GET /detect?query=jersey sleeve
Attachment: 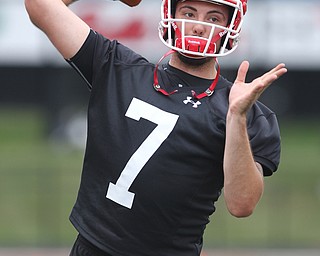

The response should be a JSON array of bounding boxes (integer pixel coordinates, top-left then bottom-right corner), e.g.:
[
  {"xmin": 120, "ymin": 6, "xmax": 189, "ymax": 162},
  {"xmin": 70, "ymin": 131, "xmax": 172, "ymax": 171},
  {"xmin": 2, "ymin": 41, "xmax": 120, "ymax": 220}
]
[
  {"xmin": 66, "ymin": 29, "xmax": 97, "ymax": 89},
  {"xmin": 66, "ymin": 29, "xmax": 148, "ymax": 90},
  {"xmin": 247, "ymin": 101, "xmax": 281, "ymax": 176}
]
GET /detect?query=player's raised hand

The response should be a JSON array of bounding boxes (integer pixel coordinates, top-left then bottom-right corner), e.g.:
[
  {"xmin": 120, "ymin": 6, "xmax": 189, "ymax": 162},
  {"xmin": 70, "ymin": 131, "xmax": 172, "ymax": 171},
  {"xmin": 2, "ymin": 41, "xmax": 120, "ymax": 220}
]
[{"xmin": 228, "ymin": 61, "xmax": 287, "ymax": 116}]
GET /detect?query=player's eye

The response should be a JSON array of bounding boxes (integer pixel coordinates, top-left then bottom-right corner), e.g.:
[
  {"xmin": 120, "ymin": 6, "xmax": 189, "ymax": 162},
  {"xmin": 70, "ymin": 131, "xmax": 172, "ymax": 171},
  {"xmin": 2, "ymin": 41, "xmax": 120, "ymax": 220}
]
[
  {"xmin": 207, "ymin": 12, "xmax": 228, "ymax": 25},
  {"xmin": 208, "ymin": 16, "xmax": 220, "ymax": 24},
  {"xmin": 184, "ymin": 12, "xmax": 195, "ymax": 19}
]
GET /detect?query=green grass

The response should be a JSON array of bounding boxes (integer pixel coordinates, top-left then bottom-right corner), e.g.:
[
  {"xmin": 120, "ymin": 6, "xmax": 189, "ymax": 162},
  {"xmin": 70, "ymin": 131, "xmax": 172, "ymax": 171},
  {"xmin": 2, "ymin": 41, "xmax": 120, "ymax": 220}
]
[
  {"xmin": 0, "ymin": 108, "xmax": 81, "ymax": 247},
  {"xmin": 204, "ymin": 120, "xmax": 320, "ymax": 248},
  {"xmin": 0, "ymin": 108, "xmax": 319, "ymax": 248}
]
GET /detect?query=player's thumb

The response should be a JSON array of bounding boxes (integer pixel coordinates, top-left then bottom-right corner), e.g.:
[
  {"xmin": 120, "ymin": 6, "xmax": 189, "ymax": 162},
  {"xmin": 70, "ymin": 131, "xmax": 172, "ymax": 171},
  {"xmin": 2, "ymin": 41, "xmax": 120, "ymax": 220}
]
[{"xmin": 235, "ymin": 60, "xmax": 250, "ymax": 83}]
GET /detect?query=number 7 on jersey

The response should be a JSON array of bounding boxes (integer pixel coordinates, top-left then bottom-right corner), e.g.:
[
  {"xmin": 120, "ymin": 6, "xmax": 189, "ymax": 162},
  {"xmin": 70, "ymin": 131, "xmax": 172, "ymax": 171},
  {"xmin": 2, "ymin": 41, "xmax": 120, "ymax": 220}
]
[{"xmin": 106, "ymin": 98, "xmax": 179, "ymax": 209}]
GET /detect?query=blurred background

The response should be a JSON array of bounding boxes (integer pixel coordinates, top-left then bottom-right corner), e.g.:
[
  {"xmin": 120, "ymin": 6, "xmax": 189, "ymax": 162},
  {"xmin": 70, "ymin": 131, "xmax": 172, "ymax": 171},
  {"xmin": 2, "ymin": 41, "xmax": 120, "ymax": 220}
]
[{"xmin": 0, "ymin": 0, "xmax": 319, "ymax": 254}]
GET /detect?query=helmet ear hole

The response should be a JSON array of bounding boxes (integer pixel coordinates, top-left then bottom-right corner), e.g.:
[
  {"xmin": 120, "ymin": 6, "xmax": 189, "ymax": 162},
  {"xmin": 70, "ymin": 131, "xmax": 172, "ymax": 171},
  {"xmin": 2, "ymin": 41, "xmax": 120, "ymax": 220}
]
[
  {"xmin": 227, "ymin": 6, "xmax": 234, "ymax": 25},
  {"xmin": 221, "ymin": 35, "xmax": 231, "ymax": 51},
  {"xmin": 163, "ymin": 27, "xmax": 175, "ymax": 42}
]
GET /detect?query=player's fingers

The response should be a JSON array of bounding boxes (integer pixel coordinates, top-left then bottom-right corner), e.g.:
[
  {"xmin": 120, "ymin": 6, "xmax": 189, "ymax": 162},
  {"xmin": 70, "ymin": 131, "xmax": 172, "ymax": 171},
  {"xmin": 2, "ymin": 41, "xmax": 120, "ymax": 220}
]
[
  {"xmin": 262, "ymin": 63, "xmax": 287, "ymax": 80},
  {"xmin": 235, "ymin": 60, "xmax": 250, "ymax": 83},
  {"xmin": 274, "ymin": 64, "xmax": 288, "ymax": 78},
  {"xmin": 264, "ymin": 66, "xmax": 287, "ymax": 85}
]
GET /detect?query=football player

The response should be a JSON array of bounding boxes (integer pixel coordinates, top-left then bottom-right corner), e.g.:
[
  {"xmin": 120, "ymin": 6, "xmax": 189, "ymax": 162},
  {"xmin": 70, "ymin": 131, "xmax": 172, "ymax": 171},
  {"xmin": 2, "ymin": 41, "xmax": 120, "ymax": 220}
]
[{"xmin": 25, "ymin": 0, "xmax": 287, "ymax": 255}]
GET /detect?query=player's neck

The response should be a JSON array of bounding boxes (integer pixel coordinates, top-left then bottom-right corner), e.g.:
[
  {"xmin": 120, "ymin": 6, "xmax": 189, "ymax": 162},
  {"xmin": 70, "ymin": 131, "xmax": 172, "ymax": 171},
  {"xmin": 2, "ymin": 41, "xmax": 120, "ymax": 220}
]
[{"xmin": 169, "ymin": 52, "xmax": 218, "ymax": 79}]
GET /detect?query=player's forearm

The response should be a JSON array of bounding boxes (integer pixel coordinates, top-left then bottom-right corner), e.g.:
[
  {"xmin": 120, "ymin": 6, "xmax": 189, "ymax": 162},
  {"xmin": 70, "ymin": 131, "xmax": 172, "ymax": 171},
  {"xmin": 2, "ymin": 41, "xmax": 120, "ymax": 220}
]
[{"xmin": 223, "ymin": 112, "xmax": 264, "ymax": 218}]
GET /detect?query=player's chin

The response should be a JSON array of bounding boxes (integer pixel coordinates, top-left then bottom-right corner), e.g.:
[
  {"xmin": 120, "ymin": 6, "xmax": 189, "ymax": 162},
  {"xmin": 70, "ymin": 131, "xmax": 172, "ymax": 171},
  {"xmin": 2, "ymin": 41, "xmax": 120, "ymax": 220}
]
[{"xmin": 178, "ymin": 52, "xmax": 211, "ymax": 66}]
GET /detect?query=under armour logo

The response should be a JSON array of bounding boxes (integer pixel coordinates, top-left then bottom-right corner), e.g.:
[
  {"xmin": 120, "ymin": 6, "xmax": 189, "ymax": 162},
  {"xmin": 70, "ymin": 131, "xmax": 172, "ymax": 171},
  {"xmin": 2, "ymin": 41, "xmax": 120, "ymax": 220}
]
[{"xmin": 183, "ymin": 97, "xmax": 201, "ymax": 108}]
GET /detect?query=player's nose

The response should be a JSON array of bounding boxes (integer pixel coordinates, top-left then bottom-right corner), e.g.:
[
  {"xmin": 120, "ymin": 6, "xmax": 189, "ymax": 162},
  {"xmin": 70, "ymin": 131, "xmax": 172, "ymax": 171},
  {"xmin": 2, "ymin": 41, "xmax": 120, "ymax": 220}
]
[{"xmin": 192, "ymin": 23, "xmax": 206, "ymax": 37}]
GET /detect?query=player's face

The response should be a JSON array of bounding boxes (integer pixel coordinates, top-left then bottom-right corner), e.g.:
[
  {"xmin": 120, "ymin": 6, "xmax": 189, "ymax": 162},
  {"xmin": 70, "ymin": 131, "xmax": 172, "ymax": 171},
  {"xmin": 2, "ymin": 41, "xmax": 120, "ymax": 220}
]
[{"xmin": 175, "ymin": 0, "xmax": 230, "ymax": 49}]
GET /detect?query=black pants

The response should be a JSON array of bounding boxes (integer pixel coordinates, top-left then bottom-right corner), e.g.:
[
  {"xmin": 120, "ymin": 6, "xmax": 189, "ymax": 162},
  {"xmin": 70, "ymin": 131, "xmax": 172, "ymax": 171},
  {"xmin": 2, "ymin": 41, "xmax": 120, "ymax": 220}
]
[{"xmin": 69, "ymin": 234, "xmax": 113, "ymax": 256}]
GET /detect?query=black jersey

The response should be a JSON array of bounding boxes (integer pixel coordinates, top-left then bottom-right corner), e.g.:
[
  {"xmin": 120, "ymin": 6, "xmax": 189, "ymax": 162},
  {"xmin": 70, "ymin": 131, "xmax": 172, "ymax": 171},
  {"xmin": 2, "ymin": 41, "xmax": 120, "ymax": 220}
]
[{"xmin": 68, "ymin": 30, "xmax": 281, "ymax": 256}]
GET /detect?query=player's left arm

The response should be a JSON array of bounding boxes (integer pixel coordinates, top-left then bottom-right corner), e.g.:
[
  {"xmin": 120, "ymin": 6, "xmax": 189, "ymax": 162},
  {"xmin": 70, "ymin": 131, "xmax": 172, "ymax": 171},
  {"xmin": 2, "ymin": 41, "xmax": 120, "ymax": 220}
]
[{"xmin": 223, "ymin": 61, "xmax": 287, "ymax": 218}]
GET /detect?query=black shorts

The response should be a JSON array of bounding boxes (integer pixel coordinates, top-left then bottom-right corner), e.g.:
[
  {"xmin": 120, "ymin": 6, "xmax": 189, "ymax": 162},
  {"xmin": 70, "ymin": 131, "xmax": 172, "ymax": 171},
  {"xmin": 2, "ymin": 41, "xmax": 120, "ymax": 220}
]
[{"xmin": 69, "ymin": 234, "xmax": 113, "ymax": 256}]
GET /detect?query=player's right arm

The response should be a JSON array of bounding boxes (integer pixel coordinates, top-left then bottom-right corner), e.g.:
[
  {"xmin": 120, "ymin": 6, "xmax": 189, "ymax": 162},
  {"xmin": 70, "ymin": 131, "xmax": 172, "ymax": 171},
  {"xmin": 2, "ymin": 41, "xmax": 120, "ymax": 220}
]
[{"xmin": 25, "ymin": 0, "xmax": 90, "ymax": 60}]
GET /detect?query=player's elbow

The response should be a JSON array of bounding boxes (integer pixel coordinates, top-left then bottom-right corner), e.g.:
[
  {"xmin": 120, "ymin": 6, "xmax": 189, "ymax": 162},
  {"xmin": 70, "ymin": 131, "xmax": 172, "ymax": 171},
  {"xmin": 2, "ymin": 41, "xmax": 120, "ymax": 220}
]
[
  {"xmin": 224, "ymin": 181, "xmax": 263, "ymax": 218},
  {"xmin": 25, "ymin": 0, "xmax": 37, "ymax": 24},
  {"xmin": 227, "ymin": 204, "xmax": 254, "ymax": 218},
  {"xmin": 225, "ymin": 197, "xmax": 257, "ymax": 218},
  {"xmin": 25, "ymin": 0, "xmax": 34, "ymax": 14},
  {"xmin": 25, "ymin": 0, "xmax": 43, "ymax": 27}
]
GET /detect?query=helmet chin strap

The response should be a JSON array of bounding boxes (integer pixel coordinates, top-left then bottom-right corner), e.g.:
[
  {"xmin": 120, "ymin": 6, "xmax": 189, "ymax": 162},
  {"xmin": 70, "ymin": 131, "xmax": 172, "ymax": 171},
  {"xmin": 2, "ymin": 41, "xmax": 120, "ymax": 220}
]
[
  {"xmin": 153, "ymin": 49, "xmax": 178, "ymax": 96},
  {"xmin": 153, "ymin": 50, "xmax": 221, "ymax": 100},
  {"xmin": 173, "ymin": 21, "xmax": 228, "ymax": 58},
  {"xmin": 153, "ymin": 21, "xmax": 225, "ymax": 100}
]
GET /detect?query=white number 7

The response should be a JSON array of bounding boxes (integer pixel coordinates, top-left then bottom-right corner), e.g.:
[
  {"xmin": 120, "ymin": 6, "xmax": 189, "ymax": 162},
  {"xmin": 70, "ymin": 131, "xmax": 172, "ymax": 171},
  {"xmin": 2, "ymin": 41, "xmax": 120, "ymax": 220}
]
[{"xmin": 106, "ymin": 98, "xmax": 179, "ymax": 209}]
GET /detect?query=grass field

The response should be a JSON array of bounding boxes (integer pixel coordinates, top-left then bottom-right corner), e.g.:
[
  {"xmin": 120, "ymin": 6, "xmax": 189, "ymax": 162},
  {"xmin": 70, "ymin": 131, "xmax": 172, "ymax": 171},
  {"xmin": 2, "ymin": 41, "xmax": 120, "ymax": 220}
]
[{"xmin": 0, "ymin": 107, "xmax": 319, "ymax": 249}]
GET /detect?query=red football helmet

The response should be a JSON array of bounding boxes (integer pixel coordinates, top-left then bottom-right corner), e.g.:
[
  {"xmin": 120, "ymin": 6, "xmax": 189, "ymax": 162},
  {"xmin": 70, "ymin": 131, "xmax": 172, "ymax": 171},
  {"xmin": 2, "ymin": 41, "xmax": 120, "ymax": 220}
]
[{"xmin": 158, "ymin": 0, "xmax": 248, "ymax": 58}]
